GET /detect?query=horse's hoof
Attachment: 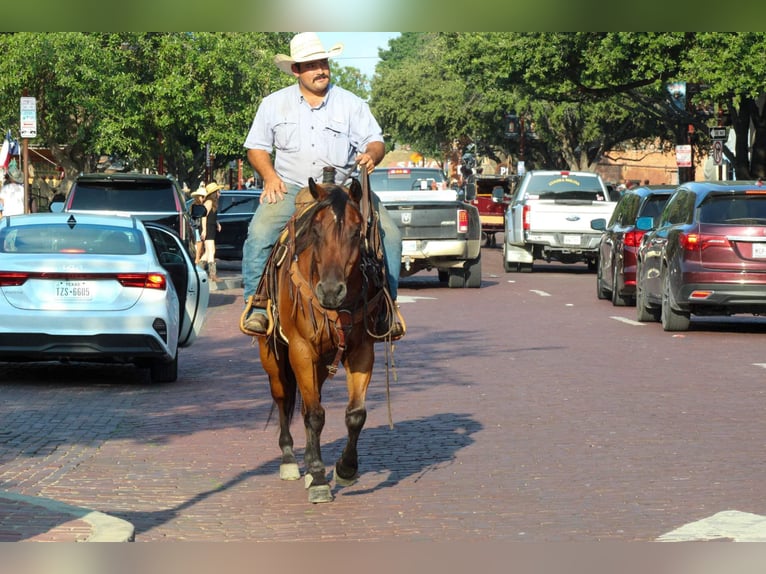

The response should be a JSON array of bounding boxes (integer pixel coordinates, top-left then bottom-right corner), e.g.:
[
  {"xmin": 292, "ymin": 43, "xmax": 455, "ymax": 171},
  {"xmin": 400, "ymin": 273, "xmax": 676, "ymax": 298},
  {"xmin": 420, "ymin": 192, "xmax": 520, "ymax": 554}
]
[
  {"xmin": 280, "ymin": 463, "xmax": 300, "ymax": 481},
  {"xmin": 333, "ymin": 468, "xmax": 358, "ymax": 487},
  {"xmin": 308, "ymin": 484, "xmax": 333, "ymax": 503}
]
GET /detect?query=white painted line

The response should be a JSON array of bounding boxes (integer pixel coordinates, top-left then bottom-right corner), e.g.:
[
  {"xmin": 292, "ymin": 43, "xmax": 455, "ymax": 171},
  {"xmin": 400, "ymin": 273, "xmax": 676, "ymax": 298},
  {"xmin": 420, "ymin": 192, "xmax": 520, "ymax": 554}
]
[
  {"xmin": 753, "ymin": 363, "xmax": 766, "ymax": 369},
  {"xmin": 529, "ymin": 290, "xmax": 551, "ymax": 297},
  {"xmin": 610, "ymin": 316, "xmax": 645, "ymax": 326},
  {"xmin": 657, "ymin": 510, "xmax": 766, "ymax": 542},
  {"xmin": 397, "ymin": 295, "xmax": 437, "ymax": 304}
]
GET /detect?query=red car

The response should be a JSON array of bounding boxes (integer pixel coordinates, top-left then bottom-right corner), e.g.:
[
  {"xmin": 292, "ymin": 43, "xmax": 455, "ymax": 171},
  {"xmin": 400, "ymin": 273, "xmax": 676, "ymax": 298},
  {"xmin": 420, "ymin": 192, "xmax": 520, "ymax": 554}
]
[
  {"xmin": 591, "ymin": 185, "xmax": 674, "ymax": 306},
  {"xmin": 465, "ymin": 174, "xmax": 515, "ymax": 247},
  {"xmin": 635, "ymin": 180, "xmax": 766, "ymax": 331}
]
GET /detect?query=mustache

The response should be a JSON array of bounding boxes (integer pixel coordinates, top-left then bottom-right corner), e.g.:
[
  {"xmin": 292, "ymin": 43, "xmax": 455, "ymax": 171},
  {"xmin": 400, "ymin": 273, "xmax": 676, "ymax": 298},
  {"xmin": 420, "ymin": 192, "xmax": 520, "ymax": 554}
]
[{"xmin": 313, "ymin": 73, "xmax": 329, "ymax": 81}]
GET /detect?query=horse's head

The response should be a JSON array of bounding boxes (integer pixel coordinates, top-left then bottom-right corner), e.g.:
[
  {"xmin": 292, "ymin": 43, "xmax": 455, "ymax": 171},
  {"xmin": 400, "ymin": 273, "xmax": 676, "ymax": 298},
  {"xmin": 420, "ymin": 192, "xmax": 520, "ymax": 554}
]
[{"xmin": 298, "ymin": 177, "xmax": 364, "ymax": 309}]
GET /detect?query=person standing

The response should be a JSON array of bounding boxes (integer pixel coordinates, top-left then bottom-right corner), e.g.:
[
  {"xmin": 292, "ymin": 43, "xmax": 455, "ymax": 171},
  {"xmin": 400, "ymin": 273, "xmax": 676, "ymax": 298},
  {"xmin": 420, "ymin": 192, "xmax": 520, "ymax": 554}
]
[
  {"xmin": 190, "ymin": 185, "xmax": 207, "ymax": 265},
  {"xmin": 240, "ymin": 32, "xmax": 403, "ymax": 338},
  {"xmin": 0, "ymin": 165, "xmax": 25, "ymax": 216},
  {"xmin": 200, "ymin": 182, "xmax": 222, "ymax": 282}
]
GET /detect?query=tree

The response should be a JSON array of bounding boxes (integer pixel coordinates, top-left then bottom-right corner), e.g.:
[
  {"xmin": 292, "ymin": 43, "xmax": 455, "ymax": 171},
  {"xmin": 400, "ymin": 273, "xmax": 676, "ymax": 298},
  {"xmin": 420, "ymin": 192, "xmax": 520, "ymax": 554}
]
[{"xmin": 0, "ymin": 32, "xmax": 293, "ymax": 188}]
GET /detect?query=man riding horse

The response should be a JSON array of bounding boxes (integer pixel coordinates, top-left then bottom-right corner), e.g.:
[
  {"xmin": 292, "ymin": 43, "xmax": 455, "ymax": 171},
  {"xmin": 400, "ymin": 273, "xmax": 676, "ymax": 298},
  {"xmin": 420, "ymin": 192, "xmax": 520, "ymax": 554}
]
[{"xmin": 240, "ymin": 32, "xmax": 404, "ymax": 340}]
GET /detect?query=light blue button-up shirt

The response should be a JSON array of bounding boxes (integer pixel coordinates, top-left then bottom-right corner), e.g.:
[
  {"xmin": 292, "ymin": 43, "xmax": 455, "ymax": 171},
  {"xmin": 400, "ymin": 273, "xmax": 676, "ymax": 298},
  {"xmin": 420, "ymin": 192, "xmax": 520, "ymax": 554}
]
[{"xmin": 243, "ymin": 83, "xmax": 384, "ymax": 188}]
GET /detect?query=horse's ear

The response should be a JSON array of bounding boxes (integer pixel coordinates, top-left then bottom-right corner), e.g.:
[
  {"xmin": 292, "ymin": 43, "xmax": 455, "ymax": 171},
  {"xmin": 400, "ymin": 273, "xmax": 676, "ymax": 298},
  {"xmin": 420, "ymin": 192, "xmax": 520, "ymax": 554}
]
[
  {"xmin": 308, "ymin": 178, "xmax": 321, "ymax": 201},
  {"xmin": 348, "ymin": 179, "xmax": 363, "ymax": 203}
]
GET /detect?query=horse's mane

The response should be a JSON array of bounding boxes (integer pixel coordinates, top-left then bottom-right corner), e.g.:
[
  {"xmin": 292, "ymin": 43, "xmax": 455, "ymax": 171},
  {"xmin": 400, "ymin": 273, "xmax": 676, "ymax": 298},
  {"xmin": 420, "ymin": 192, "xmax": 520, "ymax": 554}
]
[{"xmin": 293, "ymin": 185, "xmax": 357, "ymax": 256}]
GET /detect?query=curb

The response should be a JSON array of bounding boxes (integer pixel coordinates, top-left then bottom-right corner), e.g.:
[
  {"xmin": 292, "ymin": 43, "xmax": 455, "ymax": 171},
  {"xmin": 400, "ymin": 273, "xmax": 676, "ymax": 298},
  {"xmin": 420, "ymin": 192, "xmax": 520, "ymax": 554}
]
[
  {"xmin": 0, "ymin": 490, "xmax": 135, "ymax": 542},
  {"xmin": 209, "ymin": 275, "xmax": 243, "ymax": 291}
]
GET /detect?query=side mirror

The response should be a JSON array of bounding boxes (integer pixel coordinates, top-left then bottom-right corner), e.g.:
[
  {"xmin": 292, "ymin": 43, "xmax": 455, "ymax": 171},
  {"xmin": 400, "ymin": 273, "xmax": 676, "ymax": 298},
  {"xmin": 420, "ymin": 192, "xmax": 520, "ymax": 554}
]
[
  {"xmin": 635, "ymin": 216, "xmax": 654, "ymax": 231},
  {"xmin": 590, "ymin": 218, "xmax": 606, "ymax": 231}
]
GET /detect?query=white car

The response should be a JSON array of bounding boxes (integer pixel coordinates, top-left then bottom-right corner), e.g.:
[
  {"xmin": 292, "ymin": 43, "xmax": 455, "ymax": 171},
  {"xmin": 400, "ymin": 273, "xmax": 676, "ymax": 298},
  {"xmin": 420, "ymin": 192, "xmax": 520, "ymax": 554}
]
[{"xmin": 0, "ymin": 212, "xmax": 209, "ymax": 382}]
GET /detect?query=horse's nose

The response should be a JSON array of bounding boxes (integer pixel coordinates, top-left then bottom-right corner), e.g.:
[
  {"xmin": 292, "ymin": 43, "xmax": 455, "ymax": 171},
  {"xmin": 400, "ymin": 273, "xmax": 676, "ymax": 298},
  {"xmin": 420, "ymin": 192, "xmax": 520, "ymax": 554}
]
[{"xmin": 316, "ymin": 280, "xmax": 347, "ymax": 309}]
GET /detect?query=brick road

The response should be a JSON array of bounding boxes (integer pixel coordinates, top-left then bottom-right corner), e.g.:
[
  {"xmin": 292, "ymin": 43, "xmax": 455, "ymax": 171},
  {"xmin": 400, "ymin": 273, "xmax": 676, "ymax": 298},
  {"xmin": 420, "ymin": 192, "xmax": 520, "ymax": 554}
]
[{"xmin": 2, "ymin": 251, "xmax": 766, "ymax": 541}]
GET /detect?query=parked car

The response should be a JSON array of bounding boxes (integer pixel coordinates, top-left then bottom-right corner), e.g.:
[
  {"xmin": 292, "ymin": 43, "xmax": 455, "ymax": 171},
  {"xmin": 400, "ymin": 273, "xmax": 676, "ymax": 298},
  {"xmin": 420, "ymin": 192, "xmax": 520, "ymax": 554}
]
[
  {"xmin": 0, "ymin": 212, "xmax": 209, "ymax": 382},
  {"xmin": 635, "ymin": 180, "xmax": 766, "ymax": 331},
  {"xmin": 56, "ymin": 173, "xmax": 196, "ymax": 257},
  {"xmin": 186, "ymin": 188, "xmax": 261, "ymax": 261},
  {"xmin": 591, "ymin": 185, "xmax": 674, "ymax": 306}
]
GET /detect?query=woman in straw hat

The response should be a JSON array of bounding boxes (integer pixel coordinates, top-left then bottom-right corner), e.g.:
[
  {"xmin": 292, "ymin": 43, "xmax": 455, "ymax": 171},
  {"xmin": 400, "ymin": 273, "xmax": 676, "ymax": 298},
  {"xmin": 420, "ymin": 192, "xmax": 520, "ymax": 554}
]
[
  {"xmin": 190, "ymin": 184, "xmax": 208, "ymax": 265},
  {"xmin": 240, "ymin": 32, "xmax": 403, "ymax": 338},
  {"xmin": 200, "ymin": 182, "xmax": 222, "ymax": 282}
]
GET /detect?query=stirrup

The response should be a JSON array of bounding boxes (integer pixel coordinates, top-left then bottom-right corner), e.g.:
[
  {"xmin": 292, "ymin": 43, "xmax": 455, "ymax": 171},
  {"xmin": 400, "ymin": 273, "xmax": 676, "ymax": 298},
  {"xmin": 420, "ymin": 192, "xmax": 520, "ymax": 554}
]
[{"xmin": 239, "ymin": 296, "xmax": 273, "ymax": 337}]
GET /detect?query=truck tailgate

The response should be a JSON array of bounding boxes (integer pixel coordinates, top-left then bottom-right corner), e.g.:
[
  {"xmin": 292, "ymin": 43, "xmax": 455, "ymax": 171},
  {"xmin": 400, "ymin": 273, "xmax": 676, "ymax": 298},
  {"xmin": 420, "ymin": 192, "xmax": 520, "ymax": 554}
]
[
  {"xmin": 385, "ymin": 203, "xmax": 463, "ymax": 240},
  {"xmin": 527, "ymin": 200, "xmax": 616, "ymax": 233}
]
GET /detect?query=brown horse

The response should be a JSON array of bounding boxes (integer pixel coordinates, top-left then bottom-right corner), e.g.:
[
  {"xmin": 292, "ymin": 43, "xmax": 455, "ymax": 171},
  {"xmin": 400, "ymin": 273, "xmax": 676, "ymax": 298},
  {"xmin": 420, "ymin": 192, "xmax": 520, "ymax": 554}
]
[{"xmin": 257, "ymin": 175, "xmax": 393, "ymax": 503}]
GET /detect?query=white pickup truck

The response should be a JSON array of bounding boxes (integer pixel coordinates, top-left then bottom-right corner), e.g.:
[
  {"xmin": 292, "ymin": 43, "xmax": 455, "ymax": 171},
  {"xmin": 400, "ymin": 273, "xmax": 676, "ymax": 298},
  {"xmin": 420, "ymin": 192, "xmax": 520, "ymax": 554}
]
[{"xmin": 503, "ymin": 170, "xmax": 617, "ymax": 272}]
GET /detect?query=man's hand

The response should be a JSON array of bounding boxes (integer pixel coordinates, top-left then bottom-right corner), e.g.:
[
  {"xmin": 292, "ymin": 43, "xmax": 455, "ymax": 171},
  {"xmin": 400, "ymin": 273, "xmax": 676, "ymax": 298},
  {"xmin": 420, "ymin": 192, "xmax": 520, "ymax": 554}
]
[{"xmin": 260, "ymin": 177, "xmax": 287, "ymax": 204}]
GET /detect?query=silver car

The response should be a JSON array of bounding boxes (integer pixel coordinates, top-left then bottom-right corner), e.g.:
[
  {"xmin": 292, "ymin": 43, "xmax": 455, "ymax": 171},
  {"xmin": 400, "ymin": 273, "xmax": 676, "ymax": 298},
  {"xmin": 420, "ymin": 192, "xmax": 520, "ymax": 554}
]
[{"xmin": 0, "ymin": 212, "xmax": 209, "ymax": 382}]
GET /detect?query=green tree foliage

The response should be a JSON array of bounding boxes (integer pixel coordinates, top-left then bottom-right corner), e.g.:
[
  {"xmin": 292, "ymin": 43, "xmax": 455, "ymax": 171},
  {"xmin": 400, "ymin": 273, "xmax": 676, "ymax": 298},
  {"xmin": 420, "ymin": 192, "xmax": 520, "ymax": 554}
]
[
  {"xmin": 372, "ymin": 32, "xmax": 766, "ymax": 177},
  {"xmin": 0, "ymin": 32, "xmax": 292, "ymax": 187}
]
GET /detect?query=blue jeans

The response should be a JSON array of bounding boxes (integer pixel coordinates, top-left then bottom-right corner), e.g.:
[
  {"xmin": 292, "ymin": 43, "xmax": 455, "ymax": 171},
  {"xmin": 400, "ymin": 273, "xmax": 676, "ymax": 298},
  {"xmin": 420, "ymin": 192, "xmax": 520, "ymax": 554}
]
[{"xmin": 242, "ymin": 183, "xmax": 401, "ymax": 303}]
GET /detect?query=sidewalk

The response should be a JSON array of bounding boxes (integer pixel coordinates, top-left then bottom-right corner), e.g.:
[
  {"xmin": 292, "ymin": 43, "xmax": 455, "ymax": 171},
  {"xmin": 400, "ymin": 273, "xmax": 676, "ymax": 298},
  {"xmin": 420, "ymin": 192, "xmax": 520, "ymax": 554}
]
[
  {"xmin": 0, "ymin": 490, "xmax": 134, "ymax": 542},
  {"xmin": 0, "ymin": 272, "xmax": 242, "ymax": 543}
]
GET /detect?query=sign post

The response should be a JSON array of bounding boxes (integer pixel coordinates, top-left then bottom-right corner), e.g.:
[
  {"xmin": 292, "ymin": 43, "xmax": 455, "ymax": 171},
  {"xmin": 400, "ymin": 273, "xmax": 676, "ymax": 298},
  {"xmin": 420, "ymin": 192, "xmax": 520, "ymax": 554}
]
[{"xmin": 19, "ymin": 96, "xmax": 37, "ymax": 214}]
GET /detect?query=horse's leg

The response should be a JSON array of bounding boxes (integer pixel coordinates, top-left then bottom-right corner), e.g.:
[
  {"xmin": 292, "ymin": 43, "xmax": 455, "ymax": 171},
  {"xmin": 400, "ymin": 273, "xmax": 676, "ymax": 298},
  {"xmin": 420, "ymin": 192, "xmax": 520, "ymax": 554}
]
[
  {"xmin": 290, "ymin": 343, "xmax": 333, "ymax": 503},
  {"xmin": 335, "ymin": 340, "xmax": 375, "ymax": 486},
  {"xmin": 259, "ymin": 339, "xmax": 300, "ymax": 480}
]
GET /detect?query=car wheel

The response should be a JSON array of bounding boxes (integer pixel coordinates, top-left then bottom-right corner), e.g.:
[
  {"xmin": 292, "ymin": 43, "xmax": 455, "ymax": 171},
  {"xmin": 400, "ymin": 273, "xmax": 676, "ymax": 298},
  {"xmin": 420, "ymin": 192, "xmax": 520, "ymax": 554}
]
[
  {"xmin": 464, "ymin": 257, "xmax": 482, "ymax": 288},
  {"xmin": 503, "ymin": 244, "xmax": 515, "ymax": 273},
  {"xmin": 636, "ymin": 268, "xmax": 660, "ymax": 322},
  {"xmin": 611, "ymin": 267, "xmax": 629, "ymax": 307},
  {"xmin": 519, "ymin": 262, "xmax": 533, "ymax": 273},
  {"xmin": 150, "ymin": 352, "xmax": 179, "ymax": 383},
  {"xmin": 596, "ymin": 261, "xmax": 609, "ymax": 300},
  {"xmin": 661, "ymin": 270, "xmax": 690, "ymax": 331},
  {"xmin": 438, "ymin": 270, "xmax": 448, "ymax": 283}
]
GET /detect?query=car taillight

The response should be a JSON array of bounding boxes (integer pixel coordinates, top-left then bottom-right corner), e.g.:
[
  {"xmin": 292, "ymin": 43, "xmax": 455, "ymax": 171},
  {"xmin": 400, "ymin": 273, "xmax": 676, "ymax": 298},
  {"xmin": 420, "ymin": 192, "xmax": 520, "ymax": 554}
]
[
  {"xmin": 679, "ymin": 232, "xmax": 730, "ymax": 251},
  {"xmin": 117, "ymin": 273, "xmax": 167, "ymax": 290},
  {"xmin": 624, "ymin": 229, "xmax": 645, "ymax": 247},
  {"xmin": 523, "ymin": 204, "xmax": 531, "ymax": 231},
  {"xmin": 0, "ymin": 272, "xmax": 29, "ymax": 286},
  {"xmin": 457, "ymin": 209, "xmax": 469, "ymax": 234}
]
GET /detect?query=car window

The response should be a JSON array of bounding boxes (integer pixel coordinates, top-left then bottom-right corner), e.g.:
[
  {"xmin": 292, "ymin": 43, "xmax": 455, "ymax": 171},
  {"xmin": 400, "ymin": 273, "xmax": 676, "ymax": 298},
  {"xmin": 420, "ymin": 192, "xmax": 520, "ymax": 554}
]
[
  {"xmin": 69, "ymin": 182, "xmax": 179, "ymax": 212},
  {"xmin": 662, "ymin": 189, "xmax": 695, "ymax": 225},
  {"xmin": 219, "ymin": 194, "xmax": 259, "ymax": 215},
  {"xmin": 0, "ymin": 223, "xmax": 146, "ymax": 254},
  {"xmin": 638, "ymin": 194, "xmax": 670, "ymax": 220},
  {"xmin": 369, "ymin": 169, "xmax": 446, "ymax": 191},
  {"xmin": 524, "ymin": 174, "xmax": 606, "ymax": 201},
  {"xmin": 699, "ymin": 194, "xmax": 766, "ymax": 223},
  {"xmin": 610, "ymin": 193, "xmax": 639, "ymax": 226}
]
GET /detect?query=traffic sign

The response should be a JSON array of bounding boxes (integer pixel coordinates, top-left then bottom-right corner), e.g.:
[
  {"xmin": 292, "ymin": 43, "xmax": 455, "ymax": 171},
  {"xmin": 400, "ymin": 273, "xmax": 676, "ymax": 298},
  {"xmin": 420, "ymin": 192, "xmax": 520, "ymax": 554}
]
[
  {"xmin": 709, "ymin": 127, "xmax": 727, "ymax": 140},
  {"xmin": 713, "ymin": 140, "xmax": 723, "ymax": 165},
  {"xmin": 19, "ymin": 97, "xmax": 37, "ymax": 138}
]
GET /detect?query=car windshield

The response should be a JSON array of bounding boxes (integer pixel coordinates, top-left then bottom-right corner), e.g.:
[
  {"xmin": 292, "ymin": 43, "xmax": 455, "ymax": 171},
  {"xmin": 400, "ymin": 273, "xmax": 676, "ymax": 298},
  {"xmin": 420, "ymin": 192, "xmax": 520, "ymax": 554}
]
[
  {"xmin": 218, "ymin": 194, "xmax": 260, "ymax": 215},
  {"xmin": 69, "ymin": 182, "xmax": 179, "ymax": 212},
  {"xmin": 526, "ymin": 174, "xmax": 605, "ymax": 200},
  {"xmin": 0, "ymin": 224, "xmax": 146, "ymax": 255},
  {"xmin": 369, "ymin": 169, "xmax": 447, "ymax": 191},
  {"xmin": 698, "ymin": 193, "xmax": 766, "ymax": 224}
]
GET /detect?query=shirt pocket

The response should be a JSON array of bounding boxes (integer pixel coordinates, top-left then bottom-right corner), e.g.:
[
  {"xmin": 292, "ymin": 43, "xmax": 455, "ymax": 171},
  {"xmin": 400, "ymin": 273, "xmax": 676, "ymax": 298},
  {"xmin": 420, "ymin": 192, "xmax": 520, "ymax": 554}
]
[
  {"xmin": 273, "ymin": 121, "xmax": 298, "ymax": 152},
  {"xmin": 324, "ymin": 118, "xmax": 352, "ymax": 165}
]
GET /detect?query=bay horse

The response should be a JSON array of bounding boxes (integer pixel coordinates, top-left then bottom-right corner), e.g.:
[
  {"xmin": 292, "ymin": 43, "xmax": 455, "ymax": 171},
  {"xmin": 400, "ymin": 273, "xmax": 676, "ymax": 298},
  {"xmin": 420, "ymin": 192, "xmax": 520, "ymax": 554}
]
[{"xmin": 256, "ymin": 174, "xmax": 395, "ymax": 503}]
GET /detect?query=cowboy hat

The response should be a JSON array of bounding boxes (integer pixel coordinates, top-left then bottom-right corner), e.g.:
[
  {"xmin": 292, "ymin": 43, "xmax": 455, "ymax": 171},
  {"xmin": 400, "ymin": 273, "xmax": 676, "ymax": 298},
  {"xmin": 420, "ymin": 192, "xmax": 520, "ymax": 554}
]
[
  {"xmin": 204, "ymin": 182, "xmax": 222, "ymax": 196},
  {"xmin": 191, "ymin": 188, "xmax": 206, "ymax": 198},
  {"xmin": 274, "ymin": 32, "xmax": 343, "ymax": 75}
]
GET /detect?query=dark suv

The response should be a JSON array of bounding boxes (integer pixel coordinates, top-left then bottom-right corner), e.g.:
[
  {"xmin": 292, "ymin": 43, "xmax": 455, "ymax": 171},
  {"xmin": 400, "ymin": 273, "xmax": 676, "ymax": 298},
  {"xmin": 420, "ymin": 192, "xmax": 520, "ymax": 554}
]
[{"xmin": 61, "ymin": 173, "xmax": 194, "ymax": 255}]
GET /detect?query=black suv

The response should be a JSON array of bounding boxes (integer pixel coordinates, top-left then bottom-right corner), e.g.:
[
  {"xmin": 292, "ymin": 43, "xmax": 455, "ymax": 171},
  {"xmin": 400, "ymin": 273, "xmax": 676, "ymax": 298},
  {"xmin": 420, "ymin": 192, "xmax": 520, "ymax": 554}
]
[{"xmin": 61, "ymin": 173, "xmax": 194, "ymax": 254}]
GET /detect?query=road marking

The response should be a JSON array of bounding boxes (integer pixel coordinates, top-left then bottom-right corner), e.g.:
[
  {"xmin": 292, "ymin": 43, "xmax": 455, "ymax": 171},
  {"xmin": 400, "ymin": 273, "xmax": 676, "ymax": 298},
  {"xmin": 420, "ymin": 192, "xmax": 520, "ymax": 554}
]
[
  {"xmin": 753, "ymin": 363, "xmax": 766, "ymax": 369},
  {"xmin": 397, "ymin": 295, "xmax": 437, "ymax": 304},
  {"xmin": 529, "ymin": 290, "xmax": 551, "ymax": 297},
  {"xmin": 610, "ymin": 316, "xmax": 644, "ymax": 326},
  {"xmin": 657, "ymin": 510, "xmax": 766, "ymax": 542}
]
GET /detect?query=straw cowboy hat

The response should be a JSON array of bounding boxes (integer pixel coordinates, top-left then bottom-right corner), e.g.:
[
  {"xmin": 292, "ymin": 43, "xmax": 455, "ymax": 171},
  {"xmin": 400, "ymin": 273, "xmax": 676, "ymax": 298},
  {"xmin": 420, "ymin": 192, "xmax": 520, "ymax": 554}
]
[
  {"xmin": 274, "ymin": 32, "xmax": 343, "ymax": 75},
  {"xmin": 204, "ymin": 182, "xmax": 222, "ymax": 196},
  {"xmin": 191, "ymin": 187, "xmax": 206, "ymax": 198}
]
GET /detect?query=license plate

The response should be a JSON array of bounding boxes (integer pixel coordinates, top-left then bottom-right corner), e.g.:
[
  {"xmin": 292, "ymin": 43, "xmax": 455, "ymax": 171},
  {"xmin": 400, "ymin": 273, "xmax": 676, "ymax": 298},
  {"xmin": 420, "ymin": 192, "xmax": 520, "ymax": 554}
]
[
  {"xmin": 753, "ymin": 243, "xmax": 766, "ymax": 258},
  {"xmin": 54, "ymin": 280, "xmax": 92, "ymax": 300},
  {"xmin": 563, "ymin": 235, "xmax": 581, "ymax": 246},
  {"xmin": 402, "ymin": 240, "xmax": 418, "ymax": 255}
]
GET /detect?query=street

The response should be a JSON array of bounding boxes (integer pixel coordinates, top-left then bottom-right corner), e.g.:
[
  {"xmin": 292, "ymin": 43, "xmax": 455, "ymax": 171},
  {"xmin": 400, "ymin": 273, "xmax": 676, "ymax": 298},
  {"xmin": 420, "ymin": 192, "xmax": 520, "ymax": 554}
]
[{"xmin": 2, "ymin": 247, "xmax": 766, "ymax": 541}]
